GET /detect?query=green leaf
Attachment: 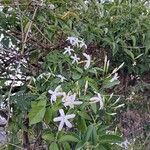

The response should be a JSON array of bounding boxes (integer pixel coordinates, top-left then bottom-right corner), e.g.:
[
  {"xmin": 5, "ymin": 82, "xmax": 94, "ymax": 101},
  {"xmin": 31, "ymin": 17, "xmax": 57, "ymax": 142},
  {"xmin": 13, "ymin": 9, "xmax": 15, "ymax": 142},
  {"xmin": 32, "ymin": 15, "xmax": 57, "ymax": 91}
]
[
  {"xmin": 77, "ymin": 111, "xmax": 91, "ymax": 120},
  {"xmin": 28, "ymin": 98, "xmax": 47, "ymax": 125},
  {"xmin": 77, "ymin": 117, "xmax": 87, "ymax": 131},
  {"xmin": 102, "ymin": 80, "xmax": 120, "ymax": 89},
  {"xmin": 97, "ymin": 144, "xmax": 112, "ymax": 150},
  {"xmin": 124, "ymin": 49, "xmax": 134, "ymax": 60},
  {"xmin": 62, "ymin": 142, "xmax": 71, "ymax": 150},
  {"xmin": 88, "ymin": 78, "xmax": 98, "ymax": 91},
  {"xmin": 90, "ymin": 103, "xmax": 97, "ymax": 114},
  {"xmin": 92, "ymin": 125, "xmax": 97, "ymax": 145},
  {"xmin": 131, "ymin": 35, "xmax": 136, "ymax": 47},
  {"xmin": 42, "ymin": 133, "xmax": 55, "ymax": 142},
  {"xmin": 72, "ymin": 71, "xmax": 81, "ymax": 80},
  {"xmin": 49, "ymin": 142, "xmax": 59, "ymax": 150},
  {"xmin": 85, "ymin": 124, "xmax": 94, "ymax": 141},
  {"xmin": 75, "ymin": 141, "xmax": 85, "ymax": 150},
  {"xmin": 99, "ymin": 134, "xmax": 123, "ymax": 144},
  {"xmin": 44, "ymin": 106, "xmax": 53, "ymax": 124},
  {"xmin": 59, "ymin": 134, "xmax": 79, "ymax": 143}
]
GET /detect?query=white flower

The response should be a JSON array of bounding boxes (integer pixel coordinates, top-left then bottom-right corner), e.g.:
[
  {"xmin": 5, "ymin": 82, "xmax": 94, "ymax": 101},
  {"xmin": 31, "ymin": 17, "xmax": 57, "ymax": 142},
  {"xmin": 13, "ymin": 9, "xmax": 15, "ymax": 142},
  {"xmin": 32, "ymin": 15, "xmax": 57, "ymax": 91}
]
[
  {"xmin": 71, "ymin": 54, "xmax": 80, "ymax": 64},
  {"xmin": 66, "ymin": 36, "xmax": 87, "ymax": 49},
  {"xmin": 110, "ymin": 73, "xmax": 119, "ymax": 82},
  {"xmin": 37, "ymin": 72, "xmax": 54, "ymax": 80},
  {"xmin": 117, "ymin": 139, "xmax": 131, "ymax": 149},
  {"xmin": 67, "ymin": 37, "xmax": 80, "ymax": 47},
  {"xmin": 53, "ymin": 109, "xmax": 75, "ymax": 131},
  {"xmin": 56, "ymin": 74, "xmax": 67, "ymax": 82},
  {"xmin": 62, "ymin": 92, "xmax": 83, "ymax": 108},
  {"xmin": 90, "ymin": 93, "xmax": 104, "ymax": 109},
  {"xmin": 48, "ymin": 4, "xmax": 55, "ymax": 10},
  {"xmin": 79, "ymin": 41, "xmax": 87, "ymax": 49},
  {"xmin": 101, "ymin": 0, "xmax": 114, "ymax": 3},
  {"xmin": 83, "ymin": 53, "xmax": 91, "ymax": 69},
  {"xmin": 84, "ymin": 0, "xmax": 89, "ymax": 5},
  {"xmin": 63, "ymin": 46, "xmax": 74, "ymax": 55},
  {"xmin": 0, "ymin": 116, "xmax": 7, "ymax": 125},
  {"xmin": 48, "ymin": 85, "xmax": 64, "ymax": 104},
  {"xmin": 132, "ymin": 61, "xmax": 136, "ymax": 66}
]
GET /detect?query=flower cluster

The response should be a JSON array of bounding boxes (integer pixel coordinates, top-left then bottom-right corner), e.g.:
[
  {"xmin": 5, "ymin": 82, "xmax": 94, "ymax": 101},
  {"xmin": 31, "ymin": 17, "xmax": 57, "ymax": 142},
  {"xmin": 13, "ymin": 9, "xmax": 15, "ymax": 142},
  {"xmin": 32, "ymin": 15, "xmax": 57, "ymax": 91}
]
[
  {"xmin": 47, "ymin": 36, "xmax": 123, "ymax": 132},
  {"xmin": 64, "ymin": 36, "xmax": 91, "ymax": 69},
  {"xmin": 48, "ymin": 85, "xmax": 105, "ymax": 131},
  {"xmin": 37, "ymin": 72, "xmax": 67, "ymax": 83},
  {"xmin": 48, "ymin": 85, "xmax": 83, "ymax": 131}
]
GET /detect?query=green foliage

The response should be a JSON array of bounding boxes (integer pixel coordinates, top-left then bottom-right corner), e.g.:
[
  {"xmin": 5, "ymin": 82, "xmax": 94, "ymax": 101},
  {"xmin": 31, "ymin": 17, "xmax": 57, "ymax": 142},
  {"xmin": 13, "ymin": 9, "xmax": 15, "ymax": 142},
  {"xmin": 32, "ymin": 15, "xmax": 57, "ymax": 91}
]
[
  {"xmin": 28, "ymin": 93, "xmax": 47, "ymax": 125},
  {"xmin": 0, "ymin": 0, "xmax": 149, "ymax": 149}
]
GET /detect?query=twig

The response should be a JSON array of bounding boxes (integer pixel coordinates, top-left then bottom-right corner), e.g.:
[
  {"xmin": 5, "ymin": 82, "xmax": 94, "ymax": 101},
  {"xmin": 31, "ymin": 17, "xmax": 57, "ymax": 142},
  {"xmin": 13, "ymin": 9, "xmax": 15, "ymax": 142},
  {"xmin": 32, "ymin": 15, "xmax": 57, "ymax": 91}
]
[{"xmin": 7, "ymin": 142, "xmax": 23, "ymax": 149}]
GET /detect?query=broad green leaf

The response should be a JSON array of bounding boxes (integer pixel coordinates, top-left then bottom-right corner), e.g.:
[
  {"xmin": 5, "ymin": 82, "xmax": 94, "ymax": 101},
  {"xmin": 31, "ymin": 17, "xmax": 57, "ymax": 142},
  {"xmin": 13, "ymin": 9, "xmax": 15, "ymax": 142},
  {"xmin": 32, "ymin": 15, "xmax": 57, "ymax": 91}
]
[
  {"xmin": 59, "ymin": 134, "xmax": 79, "ymax": 142},
  {"xmin": 72, "ymin": 71, "xmax": 81, "ymax": 80},
  {"xmin": 44, "ymin": 106, "xmax": 53, "ymax": 124},
  {"xmin": 49, "ymin": 142, "xmax": 59, "ymax": 150},
  {"xmin": 77, "ymin": 117, "xmax": 87, "ymax": 131},
  {"xmin": 77, "ymin": 111, "xmax": 91, "ymax": 120},
  {"xmin": 28, "ymin": 98, "xmax": 46, "ymax": 125},
  {"xmin": 42, "ymin": 133, "xmax": 55, "ymax": 142},
  {"xmin": 62, "ymin": 142, "xmax": 71, "ymax": 150}
]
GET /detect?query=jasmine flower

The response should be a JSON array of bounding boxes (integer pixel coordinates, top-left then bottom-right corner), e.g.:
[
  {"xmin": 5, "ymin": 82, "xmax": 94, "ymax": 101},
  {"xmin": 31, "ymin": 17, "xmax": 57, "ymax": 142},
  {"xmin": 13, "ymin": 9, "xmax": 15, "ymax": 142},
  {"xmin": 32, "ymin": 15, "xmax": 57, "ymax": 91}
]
[
  {"xmin": 83, "ymin": 53, "xmax": 91, "ymax": 69},
  {"xmin": 37, "ymin": 72, "xmax": 55, "ymax": 80},
  {"xmin": 90, "ymin": 93, "xmax": 104, "ymax": 109},
  {"xmin": 110, "ymin": 73, "xmax": 119, "ymax": 82},
  {"xmin": 67, "ymin": 37, "xmax": 80, "ymax": 47},
  {"xmin": 56, "ymin": 74, "xmax": 67, "ymax": 82},
  {"xmin": 71, "ymin": 54, "xmax": 80, "ymax": 64},
  {"xmin": 53, "ymin": 109, "xmax": 75, "ymax": 131},
  {"xmin": 48, "ymin": 85, "xmax": 64, "ymax": 104},
  {"xmin": 48, "ymin": 4, "xmax": 55, "ymax": 10},
  {"xmin": 62, "ymin": 92, "xmax": 83, "ymax": 108},
  {"xmin": 79, "ymin": 41, "xmax": 87, "ymax": 49},
  {"xmin": 84, "ymin": 0, "xmax": 89, "ymax": 5},
  {"xmin": 117, "ymin": 139, "xmax": 131, "ymax": 149},
  {"xmin": 63, "ymin": 46, "xmax": 74, "ymax": 55}
]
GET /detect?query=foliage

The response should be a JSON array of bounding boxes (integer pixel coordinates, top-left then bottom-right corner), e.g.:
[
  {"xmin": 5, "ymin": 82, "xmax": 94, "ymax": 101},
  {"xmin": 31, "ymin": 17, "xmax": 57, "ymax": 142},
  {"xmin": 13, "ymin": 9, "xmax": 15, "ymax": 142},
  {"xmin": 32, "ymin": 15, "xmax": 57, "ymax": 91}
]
[{"xmin": 0, "ymin": 0, "xmax": 149, "ymax": 149}]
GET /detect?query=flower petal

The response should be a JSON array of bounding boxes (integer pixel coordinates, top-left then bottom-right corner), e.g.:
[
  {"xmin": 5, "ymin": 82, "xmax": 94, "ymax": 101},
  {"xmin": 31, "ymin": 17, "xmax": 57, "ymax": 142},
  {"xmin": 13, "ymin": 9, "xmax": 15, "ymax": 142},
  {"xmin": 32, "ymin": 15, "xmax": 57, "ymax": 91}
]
[
  {"xmin": 53, "ymin": 117, "xmax": 62, "ymax": 122},
  {"xmin": 59, "ymin": 109, "xmax": 65, "ymax": 116},
  {"xmin": 90, "ymin": 97, "xmax": 100, "ymax": 102},
  {"xmin": 58, "ymin": 120, "xmax": 65, "ymax": 131},
  {"xmin": 48, "ymin": 90, "xmax": 53, "ymax": 94},
  {"xmin": 55, "ymin": 85, "xmax": 62, "ymax": 92},
  {"xmin": 65, "ymin": 119, "xmax": 73, "ymax": 128},
  {"xmin": 73, "ymin": 101, "xmax": 83, "ymax": 105},
  {"xmin": 65, "ymin": 114, "xmax": 75, "ymax": 119}
]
